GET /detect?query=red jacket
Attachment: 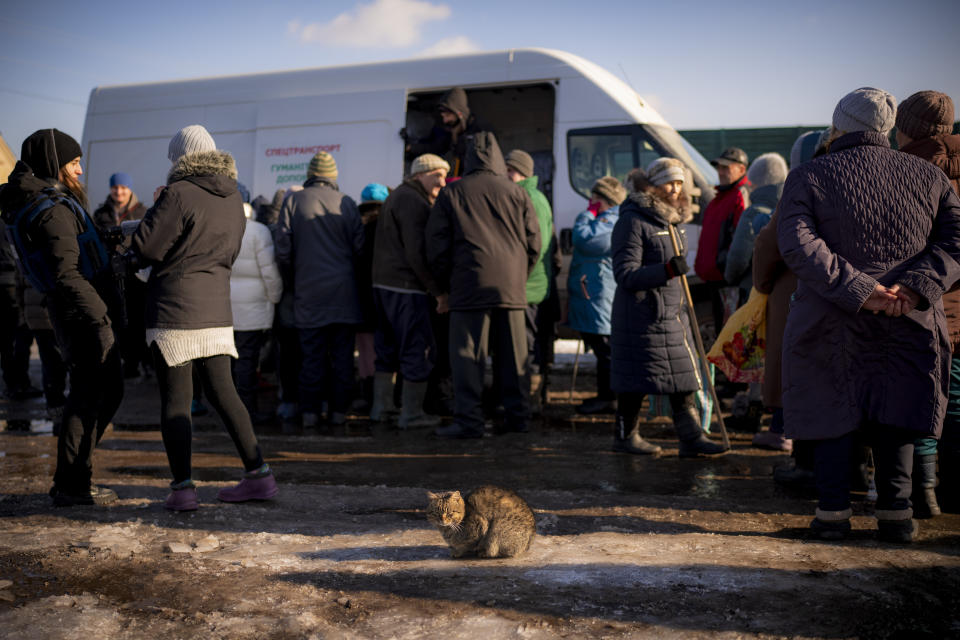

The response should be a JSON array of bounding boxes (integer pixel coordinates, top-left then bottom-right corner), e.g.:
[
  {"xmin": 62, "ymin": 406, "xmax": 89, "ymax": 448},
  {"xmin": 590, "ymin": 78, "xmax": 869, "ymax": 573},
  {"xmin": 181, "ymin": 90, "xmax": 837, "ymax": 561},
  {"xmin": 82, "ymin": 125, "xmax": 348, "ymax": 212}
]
[{"xmin": 694, "ymin": 176, "xmax": 750, "ymax": 282}]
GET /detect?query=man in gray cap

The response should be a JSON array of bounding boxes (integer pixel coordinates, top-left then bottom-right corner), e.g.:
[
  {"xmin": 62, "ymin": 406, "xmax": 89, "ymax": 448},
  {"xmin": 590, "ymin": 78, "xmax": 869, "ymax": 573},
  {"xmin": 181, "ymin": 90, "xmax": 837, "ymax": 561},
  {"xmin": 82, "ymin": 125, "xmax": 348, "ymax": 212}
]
[{"xmin": 778, "ymin": 87, "xmax": 960, "ymax": 543}]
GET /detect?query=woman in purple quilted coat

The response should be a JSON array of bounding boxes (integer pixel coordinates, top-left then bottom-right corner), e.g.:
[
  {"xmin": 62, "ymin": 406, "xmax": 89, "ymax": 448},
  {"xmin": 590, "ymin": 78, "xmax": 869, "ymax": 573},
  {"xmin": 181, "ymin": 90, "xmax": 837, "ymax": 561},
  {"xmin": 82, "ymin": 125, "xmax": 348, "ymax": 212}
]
[{"xmin": 777, "ymin": 87, "xmax": 960, "ymax": 542}]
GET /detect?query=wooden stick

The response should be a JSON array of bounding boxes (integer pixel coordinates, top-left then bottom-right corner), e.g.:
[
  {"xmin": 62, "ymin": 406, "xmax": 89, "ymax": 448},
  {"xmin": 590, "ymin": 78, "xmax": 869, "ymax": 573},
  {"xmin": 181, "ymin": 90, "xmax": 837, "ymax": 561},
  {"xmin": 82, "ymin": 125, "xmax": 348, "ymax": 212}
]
[{"xmin": 667, "ymin": 225, "xmax": 730, "ymax": 450}]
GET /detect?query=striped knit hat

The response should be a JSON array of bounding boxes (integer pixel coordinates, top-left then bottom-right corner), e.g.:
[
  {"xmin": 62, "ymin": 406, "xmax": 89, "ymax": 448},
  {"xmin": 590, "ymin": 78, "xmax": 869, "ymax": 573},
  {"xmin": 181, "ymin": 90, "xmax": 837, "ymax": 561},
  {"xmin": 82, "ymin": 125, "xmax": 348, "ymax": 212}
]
[{"xmin": 307, "ymin": 151, "xmax": 338, "ymax": 180}]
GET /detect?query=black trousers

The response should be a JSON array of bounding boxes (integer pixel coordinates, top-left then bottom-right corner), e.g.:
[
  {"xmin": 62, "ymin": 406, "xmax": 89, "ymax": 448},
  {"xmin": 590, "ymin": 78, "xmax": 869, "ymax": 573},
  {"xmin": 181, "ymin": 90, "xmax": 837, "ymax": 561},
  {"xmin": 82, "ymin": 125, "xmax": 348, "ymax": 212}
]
[
  {"xmin": 233, "ymin": 330, "xmax": 268, "ymax": 412},
  {"xmin": 0, "ymin": 286, "xmax": 30, "ymax": 391},
  {"xmin": 152, "ymin": 344, "xmax": 263, "ymax": 484},
  {"xmin": 580, "ymin": 332, "xmax": 612, "ymax": 400},
  {"xmin": 34, "ymin": 329, "xmax": 67, "ymax": 407},
  {"xmin": 53, "ymin": 335, "xmax": 123, "ymax": 491},
  {"xmin": 275, "ymin": 326, "xmax": 301, "ymax": 404},
  {"xmin": 814, "ymin": 425, "xmax": 914, "ymax": 513},
  {"xmin": 299, "ymin": 324, "xmax": 356, "ymax": 415}
]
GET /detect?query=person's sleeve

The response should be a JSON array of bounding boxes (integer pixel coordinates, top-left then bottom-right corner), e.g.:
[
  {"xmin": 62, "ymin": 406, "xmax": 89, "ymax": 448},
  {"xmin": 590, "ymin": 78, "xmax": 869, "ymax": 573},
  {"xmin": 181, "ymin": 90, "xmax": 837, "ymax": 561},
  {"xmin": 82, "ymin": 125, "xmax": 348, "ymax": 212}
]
[
  {"xmin": 274, "ymin": 195, "xmax": 294, "ymax": 269},
  {"xmin": 131, "ymin": 188, "xmax": 185, "ymax": 266},
  {"xmin": 895, "ymin": 182, "xmax": 960, "ymax": 308},
  {"xmin": 400, "ymin": 197, "xmax": 442, "ymax": 296},
  {"xmin": 611, "ymin": 215, "xmax": 669, "ymax": 292},
  {"xmin": 723, "ymin": 208, "xmax": 757, "ymax": 285},
  {"xmin": 572, "ymin": 212, "xmax": 613, "ymax": 257},
  {"xmin": 523, "ymin": 192, "xmax": 541, "ymax": 275},
  {"xmin": 424, "ymin": 192, "xmax": 453, "ymax": 294},
  {"xmin": 776, "ymin": 172, "xmax": 877, "ymax": 314},
  {"xmin": 255, "ymin": 225, "xmax": 283, "ymax": 304},
  {"xmin": 34, "ymin": 205, "xmax": 108, "ymax": 327},
  {"xmin": 752, "ymin": 206, "xmax": 785, "ymax": 295}
]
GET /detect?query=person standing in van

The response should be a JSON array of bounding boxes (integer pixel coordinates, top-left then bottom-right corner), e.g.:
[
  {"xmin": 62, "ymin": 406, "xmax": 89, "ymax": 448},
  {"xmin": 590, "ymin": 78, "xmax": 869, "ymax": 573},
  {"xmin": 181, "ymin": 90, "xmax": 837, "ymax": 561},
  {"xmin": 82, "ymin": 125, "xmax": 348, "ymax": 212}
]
[
  {"xmin": 276, "ymin": 151, "xmax": 364, "ymax": 428},
  {"xmin": 406, "ymin": 87, "xmax": 489, "ymax": 178},
  {"xmin": 0, "ymin": 129, "xmax": 123, "ymax": 506}
]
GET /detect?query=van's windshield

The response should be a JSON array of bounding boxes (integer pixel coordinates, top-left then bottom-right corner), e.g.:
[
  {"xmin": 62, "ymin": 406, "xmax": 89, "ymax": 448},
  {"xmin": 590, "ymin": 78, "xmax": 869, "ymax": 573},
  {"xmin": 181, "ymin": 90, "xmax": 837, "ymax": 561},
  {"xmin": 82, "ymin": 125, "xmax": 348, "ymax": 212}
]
[{"xmin": 567, "ymin": 124, "xmax": 717, "ymax": 201}]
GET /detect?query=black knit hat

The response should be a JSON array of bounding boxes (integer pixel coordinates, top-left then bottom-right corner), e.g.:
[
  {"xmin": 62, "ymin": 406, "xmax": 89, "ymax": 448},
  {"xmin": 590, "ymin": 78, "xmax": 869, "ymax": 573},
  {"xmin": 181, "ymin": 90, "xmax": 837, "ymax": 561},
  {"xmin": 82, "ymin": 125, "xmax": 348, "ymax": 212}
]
[
  {"xmin": 896, "ymin": 90, "xmax": 955, "ymax": 140},
  {"xmin": 21, "ymin": 129, "xmax": 82, "ymax": 180}
]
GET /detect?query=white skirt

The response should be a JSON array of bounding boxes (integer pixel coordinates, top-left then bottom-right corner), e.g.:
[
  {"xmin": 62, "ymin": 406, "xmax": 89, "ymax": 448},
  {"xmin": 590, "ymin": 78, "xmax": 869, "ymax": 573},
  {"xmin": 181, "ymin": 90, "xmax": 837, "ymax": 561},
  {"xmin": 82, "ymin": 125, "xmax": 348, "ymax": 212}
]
[{"xmin": 146, "ymin": 326, "xmax": 238, "ymax": 367}]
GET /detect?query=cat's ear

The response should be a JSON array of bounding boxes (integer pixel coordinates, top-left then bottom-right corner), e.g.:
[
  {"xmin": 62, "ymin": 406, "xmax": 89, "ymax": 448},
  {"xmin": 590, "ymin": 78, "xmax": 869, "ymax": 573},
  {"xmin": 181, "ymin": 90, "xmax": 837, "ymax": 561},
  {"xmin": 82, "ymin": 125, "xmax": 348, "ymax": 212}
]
[
  {"xmin": 426, "ymin": 491, "xmax": 440, "ymax": 500},
  {"xmin": 451, "ymin": 491, "xmax": 462, "ymax": 499}
]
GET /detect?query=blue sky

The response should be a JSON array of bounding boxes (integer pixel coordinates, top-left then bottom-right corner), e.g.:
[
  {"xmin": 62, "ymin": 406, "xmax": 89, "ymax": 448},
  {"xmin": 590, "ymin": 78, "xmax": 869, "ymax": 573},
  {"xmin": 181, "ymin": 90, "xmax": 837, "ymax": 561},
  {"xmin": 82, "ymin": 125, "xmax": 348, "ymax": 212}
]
[{"xmin": 1, "ymin": 0, "xmax": 958, "ymax": 156}]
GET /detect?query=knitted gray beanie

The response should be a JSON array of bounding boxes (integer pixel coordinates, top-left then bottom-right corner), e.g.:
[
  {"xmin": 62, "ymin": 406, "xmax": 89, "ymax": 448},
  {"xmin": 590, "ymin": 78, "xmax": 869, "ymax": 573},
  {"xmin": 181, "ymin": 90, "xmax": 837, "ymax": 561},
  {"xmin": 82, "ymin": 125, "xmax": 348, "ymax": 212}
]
[
  {"xmin": 747, "ymin": 153, "xmax": 788, "ymax": 189},
  {"xmin": 168, "ymin": 125, "xmax": 216, "ymax": 162},
  {"xmin": 832, "ymin": 87, "xmax": 897, "ymax": 134}
]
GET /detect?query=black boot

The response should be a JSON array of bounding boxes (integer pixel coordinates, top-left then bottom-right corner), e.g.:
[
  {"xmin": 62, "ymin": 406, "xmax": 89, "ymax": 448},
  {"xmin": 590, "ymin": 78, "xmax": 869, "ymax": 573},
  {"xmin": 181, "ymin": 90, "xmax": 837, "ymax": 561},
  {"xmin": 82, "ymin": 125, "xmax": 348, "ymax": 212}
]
[
  {"xmin": 612, "ymin": 413, "xmax": 661, "ymax": 455},
  {"xmin": 912, "ymin": 454, "xmax": 941, "ymax": 518},
  {"xmin": 671, "ymin": 392, "xmax": 727, "ymax": 458}
]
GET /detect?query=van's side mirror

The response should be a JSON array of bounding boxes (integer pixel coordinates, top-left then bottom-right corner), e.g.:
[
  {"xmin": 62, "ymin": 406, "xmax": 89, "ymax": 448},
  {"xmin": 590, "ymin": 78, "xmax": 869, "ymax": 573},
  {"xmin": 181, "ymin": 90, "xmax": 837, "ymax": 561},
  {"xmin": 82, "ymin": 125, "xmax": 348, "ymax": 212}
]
[{"xmin": 559, "ymin": 228, "xmax": 573, "ymax": 255}]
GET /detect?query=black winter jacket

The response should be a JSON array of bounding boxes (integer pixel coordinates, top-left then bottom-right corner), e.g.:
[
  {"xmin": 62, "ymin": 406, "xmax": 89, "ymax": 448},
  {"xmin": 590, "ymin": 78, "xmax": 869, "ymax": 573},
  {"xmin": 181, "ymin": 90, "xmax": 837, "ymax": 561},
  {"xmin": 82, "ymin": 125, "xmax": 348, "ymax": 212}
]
[
  {"xmin": 610, "ymin": 191, "xmax": 699, "ymax": 395},
  {"xmin": 372, "ymin": 179, "xmax": 441, "ymax": 296},
  {"xmin": 425, "ymin": 132, "xmax": 540, "ymax": 311},
  {"xmin": 131, "ymin": 151, "xmax": 244, "ymax": 330},
  {"xmin": 0, "ymin": 162, "xmax": 114, "ymax": 332}
]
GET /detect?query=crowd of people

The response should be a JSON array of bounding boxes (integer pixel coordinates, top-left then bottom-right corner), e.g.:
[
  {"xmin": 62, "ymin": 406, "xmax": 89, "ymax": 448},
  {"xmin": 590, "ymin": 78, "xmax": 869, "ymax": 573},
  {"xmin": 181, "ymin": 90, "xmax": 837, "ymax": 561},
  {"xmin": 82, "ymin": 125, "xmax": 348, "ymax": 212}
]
[{"xmin": 0, "ymin": 86, "xmax": 958, "ymax": 545}]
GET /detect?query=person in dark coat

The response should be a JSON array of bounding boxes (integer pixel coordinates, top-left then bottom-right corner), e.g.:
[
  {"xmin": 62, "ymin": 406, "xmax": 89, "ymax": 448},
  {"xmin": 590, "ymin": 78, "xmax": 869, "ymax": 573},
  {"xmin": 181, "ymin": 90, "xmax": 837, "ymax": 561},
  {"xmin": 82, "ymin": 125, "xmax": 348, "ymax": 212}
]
[
  {"xmin": 426, "ymin": 132, "xmax": 541, "ymax": 438},
  {"xmin": 93, "ymin": 171, "xmax": 150, "ymax": 379},
  {"xmin": 0, "ymin": 129, "xmax": 123, "ymax": 506},
  {"xmin": 777, "ymin": 88, "xmax": 960, "ymax": 542},
  {"xmin": 610, "ymin": 158, "xmax": 727, "ymax": 457},
  {"xmin": 405, "ymin": 87, "xmax": 489, "ymax": 178},
  {"xmin": 371, "ymin": 154, "xmax": 450, "ymax": 428},
  {"xmin": 354, "ymin": 182, "xmax": 389, "ymax": 416},
  {"xmin": 131, "ymin": 125, "xmax": 277, "ymax": 511},
  {"xmin": 895, "ymin": 89, "xmax": 960, "ymax": 517},
  {"xmin": 275, "ymin": 151, "xmax": 364, "ymax": 427}
]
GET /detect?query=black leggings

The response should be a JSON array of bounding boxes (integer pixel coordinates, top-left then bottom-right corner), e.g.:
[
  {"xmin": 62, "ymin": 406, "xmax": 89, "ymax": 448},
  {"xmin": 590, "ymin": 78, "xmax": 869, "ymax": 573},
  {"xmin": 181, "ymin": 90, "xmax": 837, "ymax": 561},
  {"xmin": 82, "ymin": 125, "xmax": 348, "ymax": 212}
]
[{"xmin": 152, "ymin": 344, "xmax": 263, "ymax": 484}]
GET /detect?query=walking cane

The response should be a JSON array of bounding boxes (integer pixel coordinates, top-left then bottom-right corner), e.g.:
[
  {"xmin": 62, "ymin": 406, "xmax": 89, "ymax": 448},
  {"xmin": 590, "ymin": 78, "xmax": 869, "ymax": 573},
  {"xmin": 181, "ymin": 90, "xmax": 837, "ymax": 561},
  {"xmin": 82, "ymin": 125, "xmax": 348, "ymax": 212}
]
[
  {"xmin": 666, "ymin": 225, "xmax": 730, "ymax": 450},
  {"xmin": 569, "ymin": 339, "xmax": 582, "ymax": 401}
]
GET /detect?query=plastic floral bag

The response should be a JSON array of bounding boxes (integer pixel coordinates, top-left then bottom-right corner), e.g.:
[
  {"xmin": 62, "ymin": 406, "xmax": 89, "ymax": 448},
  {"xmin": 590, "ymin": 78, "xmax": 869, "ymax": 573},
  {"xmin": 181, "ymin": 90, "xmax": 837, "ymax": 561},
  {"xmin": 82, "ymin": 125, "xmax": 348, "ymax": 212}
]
[{"xmin": 707, "ymin": 288, "xmax": 768, "ymax": 383}]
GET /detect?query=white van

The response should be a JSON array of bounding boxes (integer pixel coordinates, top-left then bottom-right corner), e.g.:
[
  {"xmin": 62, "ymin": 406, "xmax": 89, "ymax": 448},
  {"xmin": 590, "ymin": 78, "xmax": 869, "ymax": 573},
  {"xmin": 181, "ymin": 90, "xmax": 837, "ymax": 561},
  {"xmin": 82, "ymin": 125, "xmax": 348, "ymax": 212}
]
[{"xmin": 81, "ymin": 48, "xmax": 716, "ymax": 240}]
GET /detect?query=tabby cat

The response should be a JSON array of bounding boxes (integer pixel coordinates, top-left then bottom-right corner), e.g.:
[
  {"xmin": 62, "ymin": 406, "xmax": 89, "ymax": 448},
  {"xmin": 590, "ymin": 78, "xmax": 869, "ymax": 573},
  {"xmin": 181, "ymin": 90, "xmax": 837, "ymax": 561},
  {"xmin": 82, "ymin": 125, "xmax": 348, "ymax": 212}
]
[{"xmin": 426, "ymin": 485, "xmax": 536, "ymax": 558}]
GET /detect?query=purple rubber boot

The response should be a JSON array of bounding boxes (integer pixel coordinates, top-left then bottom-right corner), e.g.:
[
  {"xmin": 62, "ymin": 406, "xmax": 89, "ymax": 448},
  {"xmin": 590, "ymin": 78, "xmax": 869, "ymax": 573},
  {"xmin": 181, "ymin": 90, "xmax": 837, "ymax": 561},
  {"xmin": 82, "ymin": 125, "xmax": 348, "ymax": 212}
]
[
  {"xmin": 165, "ymin": 486, "xmax": 199, "ymax": 512},
  {"xmin": 218, "ymin": 471, "xmax": 278, "ymax": 503}
]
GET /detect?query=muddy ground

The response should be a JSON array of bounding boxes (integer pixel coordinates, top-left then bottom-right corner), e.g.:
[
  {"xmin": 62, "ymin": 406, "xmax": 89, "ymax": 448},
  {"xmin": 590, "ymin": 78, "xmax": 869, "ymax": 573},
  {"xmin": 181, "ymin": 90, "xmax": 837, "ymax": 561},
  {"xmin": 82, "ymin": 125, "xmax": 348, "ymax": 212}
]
[{"xmin": 2, "ymin": 364, "xmax": 959, "ymax": 640}]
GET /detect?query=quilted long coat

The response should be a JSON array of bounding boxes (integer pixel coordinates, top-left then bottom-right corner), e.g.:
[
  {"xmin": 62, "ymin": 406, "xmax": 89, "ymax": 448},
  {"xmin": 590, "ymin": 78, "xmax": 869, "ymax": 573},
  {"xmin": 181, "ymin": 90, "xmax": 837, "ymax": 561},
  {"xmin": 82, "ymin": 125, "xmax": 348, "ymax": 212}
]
[
  {"xmin": 610, "ymin": 191, "xmax": 699, "ymax": 395},
  {"xmin": 777, "ymin": 131, "xmax": 960, "ymax": 440}
]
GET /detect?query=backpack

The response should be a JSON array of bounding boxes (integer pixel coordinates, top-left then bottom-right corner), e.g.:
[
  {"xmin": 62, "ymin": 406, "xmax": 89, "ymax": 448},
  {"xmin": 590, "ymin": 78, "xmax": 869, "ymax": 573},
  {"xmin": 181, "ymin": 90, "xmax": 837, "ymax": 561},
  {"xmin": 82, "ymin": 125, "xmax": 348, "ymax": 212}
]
[{"xmin": 3, "ymin": 187, "xmax": 109, "ymax": 294}]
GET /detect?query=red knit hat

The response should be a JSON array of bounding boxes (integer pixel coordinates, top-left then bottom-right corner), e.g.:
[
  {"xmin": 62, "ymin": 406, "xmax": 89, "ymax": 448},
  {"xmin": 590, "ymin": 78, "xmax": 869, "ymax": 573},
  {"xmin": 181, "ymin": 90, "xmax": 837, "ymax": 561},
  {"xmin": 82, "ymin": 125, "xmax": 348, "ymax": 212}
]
[{"xmin": 896, "ymin": 91, "xmax": 955, "ymax": 140}]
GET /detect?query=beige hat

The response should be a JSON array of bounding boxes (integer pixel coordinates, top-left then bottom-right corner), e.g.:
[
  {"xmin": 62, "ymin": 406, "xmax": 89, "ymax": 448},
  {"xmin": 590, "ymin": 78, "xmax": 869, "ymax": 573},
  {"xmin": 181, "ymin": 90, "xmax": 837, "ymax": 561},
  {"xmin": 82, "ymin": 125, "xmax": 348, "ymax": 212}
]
[{"xmin": 410, "ymin": 153, "xmax": 450, "ymax": 176}]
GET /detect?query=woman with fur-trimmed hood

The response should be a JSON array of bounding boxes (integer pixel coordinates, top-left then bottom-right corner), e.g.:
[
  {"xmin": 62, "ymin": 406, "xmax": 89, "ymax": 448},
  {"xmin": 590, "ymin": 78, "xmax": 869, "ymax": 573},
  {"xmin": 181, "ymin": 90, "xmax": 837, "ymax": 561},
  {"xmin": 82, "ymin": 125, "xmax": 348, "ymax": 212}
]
[
  {"xmin": 131, "ymin": 125, "xmax": 277, "ymax": 512},
  {"xmin": 610, "ymin": 158, "xmax": 726, "ymax": 458}
]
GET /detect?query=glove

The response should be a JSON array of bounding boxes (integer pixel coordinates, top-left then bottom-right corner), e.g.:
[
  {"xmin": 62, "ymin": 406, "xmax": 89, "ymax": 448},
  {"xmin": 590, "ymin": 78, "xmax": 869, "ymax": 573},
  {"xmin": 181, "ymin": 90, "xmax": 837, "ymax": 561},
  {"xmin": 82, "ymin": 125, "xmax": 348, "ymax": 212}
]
[
  {"xmin": 665, "ymin": 255, "xmax": 689, "ymax": 279},
  {"xmin": 95, "ymin": 322, "xmax": 116, "ymax": 364}
]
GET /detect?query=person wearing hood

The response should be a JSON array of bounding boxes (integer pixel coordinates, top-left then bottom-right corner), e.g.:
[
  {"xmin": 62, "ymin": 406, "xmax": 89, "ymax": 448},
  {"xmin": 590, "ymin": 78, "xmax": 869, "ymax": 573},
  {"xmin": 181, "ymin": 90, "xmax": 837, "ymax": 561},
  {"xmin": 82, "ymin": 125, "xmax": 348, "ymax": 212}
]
[
  {"xmin": 777, "ymin": 88, "xmax": 960, "ymax": 542},
  {"xmin": 405, "ymin": 87, "xmax": 490, "ymax": 178},
  {"xmin": 93, "ymin": 172, "xmax": 151, "ymax": 379},
  {"xmin": 275, "ymin": 151, "xmax": 365, "ymax": 428},
  {"xmin": 0, "ymin": 129, "xmax": 123, "ymax": 506},
  {"xmin": 894, "ymin": 90, "xmax": 960, "ymax": 517},
  {"xmin": 130, "ymin": 125, "xmax": 278, "ymax": 511},
  {"xmin": 610, "ymin": 158, "xmax": 728, "ymax": 458},
  {"xmin": 426, "ymin": 132, "xmax": 541, "ymax": 438}
]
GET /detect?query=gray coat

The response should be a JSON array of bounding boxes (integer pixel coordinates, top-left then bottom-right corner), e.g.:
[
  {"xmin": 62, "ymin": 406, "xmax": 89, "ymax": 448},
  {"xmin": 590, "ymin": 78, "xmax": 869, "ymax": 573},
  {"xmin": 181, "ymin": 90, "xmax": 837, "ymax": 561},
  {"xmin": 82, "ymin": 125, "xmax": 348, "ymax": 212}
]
[
  {"xmin": 777, "ymin": 131, "xmax": 960, "ymax": 440},
  {"xmin": 724, "ymin": 183, "xmax": 782, "ymax": 293},
  {"xmin": 610, "ymin": 191, "xmax": 699, "ymax": 395},
  {"xmin": 275, "ymin": 177, "xmax": 364, "ymax": 329}
]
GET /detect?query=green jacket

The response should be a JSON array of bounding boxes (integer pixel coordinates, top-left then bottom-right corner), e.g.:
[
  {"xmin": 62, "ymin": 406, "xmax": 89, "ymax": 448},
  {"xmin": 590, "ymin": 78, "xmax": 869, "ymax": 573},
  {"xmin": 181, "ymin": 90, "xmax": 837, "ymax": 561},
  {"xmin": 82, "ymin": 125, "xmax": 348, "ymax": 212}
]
[{"xmin": 519, "ymin": 175, "xmax": 555, "ymax": 304}]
